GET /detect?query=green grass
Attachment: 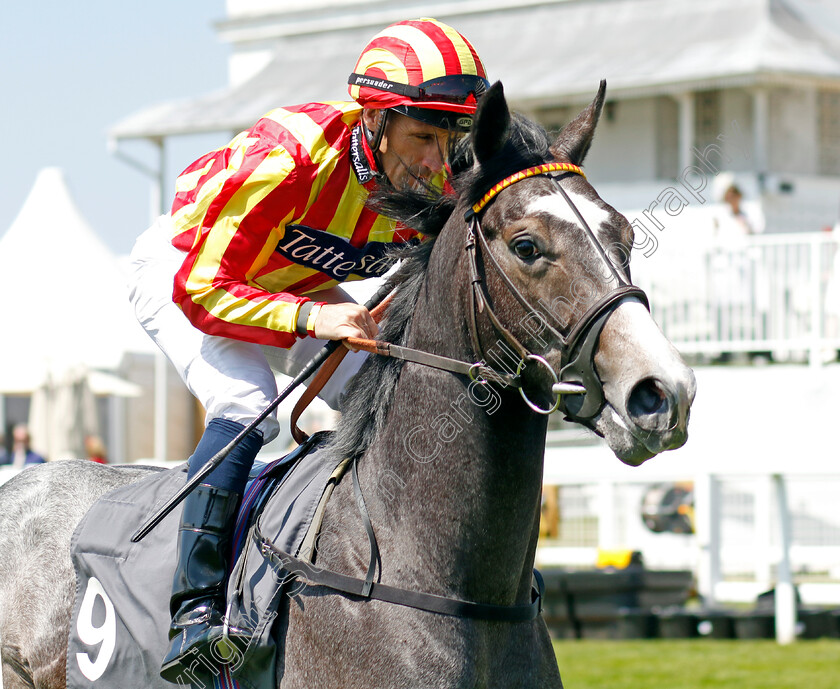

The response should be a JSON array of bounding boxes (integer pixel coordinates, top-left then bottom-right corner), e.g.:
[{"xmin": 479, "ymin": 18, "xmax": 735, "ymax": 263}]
[{"xmin": 553, "ymin": 639, "xmax": 840, "ymax": 688}]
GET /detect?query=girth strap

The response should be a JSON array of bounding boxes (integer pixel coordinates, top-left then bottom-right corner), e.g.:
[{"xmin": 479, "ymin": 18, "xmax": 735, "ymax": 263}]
[
  {"xmin": 352, "ymin": 456, "xmax": 379, "ymax": 597},
  {"xmin": 253, "ymin": 522, "xmax": 544, "ymax": 622}
]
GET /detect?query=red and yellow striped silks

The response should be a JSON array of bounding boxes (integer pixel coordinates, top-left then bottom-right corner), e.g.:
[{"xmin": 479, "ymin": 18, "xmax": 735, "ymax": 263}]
[
  {"xmin": 169, "ymin": 101, "xmax": 422, "ymax": 349},
  {"xmin": 349, "ymin": 18, "xmax": 486, "ymax": 111}
]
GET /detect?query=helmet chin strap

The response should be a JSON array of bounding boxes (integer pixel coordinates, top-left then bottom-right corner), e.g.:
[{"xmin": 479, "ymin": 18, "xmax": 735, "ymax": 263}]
[
  {"xmin": 362, "ymin": 108, "xmax": 391, "ymax": 156},
  {"xmin": 363, "ymin": 109, "xmax": 390, "ymax": 181}
]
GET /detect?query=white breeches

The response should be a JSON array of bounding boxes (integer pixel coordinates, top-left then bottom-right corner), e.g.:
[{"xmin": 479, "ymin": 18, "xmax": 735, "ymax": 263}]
[{"xmin": 126, "ymin": 216, "xmax": 367, "ymax": 443}]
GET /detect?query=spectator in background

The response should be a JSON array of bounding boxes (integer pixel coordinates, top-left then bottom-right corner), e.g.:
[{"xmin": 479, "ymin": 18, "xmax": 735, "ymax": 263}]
[
  {"xmin": 85, "ymin": 435, "xmax": 108, "ymax": 464},
  {"xmin": 711, "ymin": 173, "xmax": 765, "ymax": 241},
  {"xmin": 717, "ymin": 183, "xmax": 757, "ymax": 237},
  {"xmin": 709, "ymin": 175, "xmax": 770, "ymax": 363},
  {"xmin": 0, "ymin": 424, "xmax": 47, "ymax": 468}
]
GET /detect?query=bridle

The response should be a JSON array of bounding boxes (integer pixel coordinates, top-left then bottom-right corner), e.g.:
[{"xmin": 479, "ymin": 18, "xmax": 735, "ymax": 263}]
[
  {"xmin": 467, "ymin": 162, "xmax": 649, "ymax": 420},
  {"xmin": 341, "ymin": 161, "xmax": 649, "ymax": 422},
  {"xmin": 251, "ymin": 163, "xmax": 652, "ymax": 628}
]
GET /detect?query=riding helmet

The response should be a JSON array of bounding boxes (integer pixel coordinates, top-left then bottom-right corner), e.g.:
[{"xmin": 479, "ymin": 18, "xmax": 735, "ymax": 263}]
[{"xmin": 348, "ymin": 18, "xmax": 489, "ymax": 133}]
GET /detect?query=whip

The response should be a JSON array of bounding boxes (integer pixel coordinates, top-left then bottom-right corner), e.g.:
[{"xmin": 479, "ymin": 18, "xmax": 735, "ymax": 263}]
[{"xmin": 130, "ymin": 281, "xmax": 393, "ymax": 543}]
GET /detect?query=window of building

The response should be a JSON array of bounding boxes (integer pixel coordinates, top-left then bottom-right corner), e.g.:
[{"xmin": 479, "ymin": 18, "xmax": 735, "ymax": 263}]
[
  {"xmin": 655, "ymin": 96, "xmax": 679, "ymax": 179},
  {"xmin": 818, "ymin": 89, "xmax": 840, "ymax": 175},
  {"xmin": 694, "ymin": 90, "xmax": 721, "ymax": 168}
]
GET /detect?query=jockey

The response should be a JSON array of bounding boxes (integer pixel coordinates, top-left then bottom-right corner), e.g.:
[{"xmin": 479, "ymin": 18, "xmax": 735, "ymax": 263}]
[{"xmin": 126, "ymin": 18, "xmax": 488, "ymax": 681}]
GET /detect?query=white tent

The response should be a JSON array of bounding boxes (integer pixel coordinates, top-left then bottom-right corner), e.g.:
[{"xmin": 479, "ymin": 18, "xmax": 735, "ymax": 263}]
[{"xmin": 0, "ymin": 167, "xmax": 154, "ymax": 395}]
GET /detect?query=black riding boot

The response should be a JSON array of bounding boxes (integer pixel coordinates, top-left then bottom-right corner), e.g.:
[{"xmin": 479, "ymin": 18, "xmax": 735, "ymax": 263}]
[{"xmin": 159, "ymin": 484, "xmax": 249, "ymax": 682}]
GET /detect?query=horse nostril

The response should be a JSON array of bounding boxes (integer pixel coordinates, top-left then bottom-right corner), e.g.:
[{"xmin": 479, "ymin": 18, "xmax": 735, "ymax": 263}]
[{"xmin": 628, "ymin": 378, "xmax": 668, "ymax": 420}]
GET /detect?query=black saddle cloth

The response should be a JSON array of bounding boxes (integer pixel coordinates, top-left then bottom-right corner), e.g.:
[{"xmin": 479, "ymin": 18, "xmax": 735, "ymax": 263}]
[{"xmin": 66, "ymin": 431, "xmax": 343, "ymax": 689}]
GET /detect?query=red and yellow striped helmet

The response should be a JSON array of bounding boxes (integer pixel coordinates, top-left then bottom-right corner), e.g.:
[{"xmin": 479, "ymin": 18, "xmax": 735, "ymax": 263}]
[{"xmin": 348, "ymin": 18, "xmax": 489, "ymax": 131}]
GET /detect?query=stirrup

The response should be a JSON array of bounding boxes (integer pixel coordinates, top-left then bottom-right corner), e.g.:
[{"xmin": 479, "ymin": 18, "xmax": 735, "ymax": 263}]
[{"xmin": 160, "ymin": 612, "xmax": 250, "ymax": 683}]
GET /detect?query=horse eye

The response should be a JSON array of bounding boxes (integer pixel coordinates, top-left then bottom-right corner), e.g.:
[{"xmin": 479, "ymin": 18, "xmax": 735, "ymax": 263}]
[{"xmin": 513, "ymin": 238, "xmax": 540, "ymax": 260}]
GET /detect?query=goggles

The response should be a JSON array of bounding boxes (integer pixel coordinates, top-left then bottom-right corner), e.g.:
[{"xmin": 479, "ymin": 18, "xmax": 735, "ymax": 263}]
[
  {"xmin": 392, "ymin": 104, "xmax": 475, "ymax": 133},
  {"xmin": 349, "ymin": 73, "xmax": 490, "ymax": 106}
]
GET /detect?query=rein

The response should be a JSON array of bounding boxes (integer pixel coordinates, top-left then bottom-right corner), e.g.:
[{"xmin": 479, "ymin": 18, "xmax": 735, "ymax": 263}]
[
  {"xmin": 338, "ymin": 162, "xmax": 648, "ymax": 420},
  {"xmin": 342, "ymin": 336, "xmax": 519, "ymax": 387}
]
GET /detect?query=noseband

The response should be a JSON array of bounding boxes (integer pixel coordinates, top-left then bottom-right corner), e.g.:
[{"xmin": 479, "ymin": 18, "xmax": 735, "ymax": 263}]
[{"xmin": 464, "ymin": 162, "xmax": 649, "ymax": 420}]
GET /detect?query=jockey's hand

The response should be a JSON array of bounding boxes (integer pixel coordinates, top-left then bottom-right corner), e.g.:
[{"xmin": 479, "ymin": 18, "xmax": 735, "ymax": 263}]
[{"xmin": 313, "ymin": 302, "xmax": 378, "ymax": 351}]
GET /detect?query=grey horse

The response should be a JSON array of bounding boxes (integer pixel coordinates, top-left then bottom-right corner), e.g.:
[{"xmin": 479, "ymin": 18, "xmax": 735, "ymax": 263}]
[{"xmin": 0, "ymin": 81, "xmax": 695, "ymax": 689}]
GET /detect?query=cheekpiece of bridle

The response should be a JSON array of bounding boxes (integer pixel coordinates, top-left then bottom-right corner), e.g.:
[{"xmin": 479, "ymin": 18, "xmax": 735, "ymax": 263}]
[{"xmin": 463, "ymin": 162, "xmax": 649, "ymax": 420}]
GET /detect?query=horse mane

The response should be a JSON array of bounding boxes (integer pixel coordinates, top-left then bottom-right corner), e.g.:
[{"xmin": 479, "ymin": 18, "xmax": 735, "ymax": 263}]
[{"xmin": 326, "ymin": 114, "xmax": 553, "ymax": 461}]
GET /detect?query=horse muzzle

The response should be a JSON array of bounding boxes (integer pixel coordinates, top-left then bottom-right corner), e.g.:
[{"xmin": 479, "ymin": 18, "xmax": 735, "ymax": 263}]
[{"xmin": 625, "ymin": 372, "xmax": 695, "ymax": 455}]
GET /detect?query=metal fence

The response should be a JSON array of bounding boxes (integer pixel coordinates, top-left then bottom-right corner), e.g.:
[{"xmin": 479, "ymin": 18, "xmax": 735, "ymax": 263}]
[
  {"xmin": 536, "ymin": 475, "xmax": 840, "ymax": 606},
  {"xmin": 635, "ymin": 232, "xmax": 840, "ymax": 364}
]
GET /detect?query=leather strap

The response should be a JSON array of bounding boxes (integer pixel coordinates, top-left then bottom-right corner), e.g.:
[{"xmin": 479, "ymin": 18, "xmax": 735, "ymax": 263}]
[
  {"xmin": 341, "ymin": 338, "xmax": 519, "ymax": 388},
  {"xmin": 563, "ymin": 285, "xmax": 648, "ymax": 356},
  {"xmin": 290, "ymin": 294, "xmax": 394, "ymax": 444},
  {"xmin": 295, "ymin": 301, "xmax": 315, "ymax": 335},
  {"xmin": 290, "ymin": 346, "xmax": 349, "ymax": 445},
  {"xmin": 352, "ymin": 457, "xmax": 379, "ymax": 597},
  {"xmin": 467, "ymin": 218, "xmax": 537, "ymax": 361},
  {"xmin": 254, "ymin": 524, "xmax": 543, "ymax": 622}
]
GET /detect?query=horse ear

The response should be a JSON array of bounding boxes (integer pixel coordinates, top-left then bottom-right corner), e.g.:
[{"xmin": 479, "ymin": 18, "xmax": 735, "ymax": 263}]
[
  {"xmin": 471, "ymin": 81, "xmax": 510, "ymax": 165},
  {"xmin": 550, "ymin": 80, "xmax": 606, "ymax": 166}
]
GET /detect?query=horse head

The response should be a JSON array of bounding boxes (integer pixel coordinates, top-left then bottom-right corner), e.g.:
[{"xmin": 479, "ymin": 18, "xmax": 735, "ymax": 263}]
[{"xmin": 464, "ymin": 81, "xmax": 696, "ymax": 465}]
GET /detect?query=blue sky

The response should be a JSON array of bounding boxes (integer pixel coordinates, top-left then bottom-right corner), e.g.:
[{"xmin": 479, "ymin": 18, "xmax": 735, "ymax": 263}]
[{"xmin": 2, "ymin": 2, "xmax": 230, "ymax": 255}]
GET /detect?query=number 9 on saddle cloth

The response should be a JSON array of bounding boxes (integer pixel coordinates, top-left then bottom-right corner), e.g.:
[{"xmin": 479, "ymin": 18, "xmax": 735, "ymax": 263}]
[{"xmin": 67, "ymin": 431, "xmax": 342, "ymax": 689}]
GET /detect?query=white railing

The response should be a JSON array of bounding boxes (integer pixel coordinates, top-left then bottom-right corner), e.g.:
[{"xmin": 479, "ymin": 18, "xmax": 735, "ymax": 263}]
[
  {"xmin": 536, "ymin": 473, "xmax": 840, "ymax": 608},
  {"xmin": 635, "ymin": 233, "xmax": 840, "ymax": 365}
]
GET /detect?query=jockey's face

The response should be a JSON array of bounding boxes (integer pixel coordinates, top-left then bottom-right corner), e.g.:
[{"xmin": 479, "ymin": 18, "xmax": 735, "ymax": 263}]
[{"xmin": 363, "ymin": 110, "xmax": 455, "ymax": 190}]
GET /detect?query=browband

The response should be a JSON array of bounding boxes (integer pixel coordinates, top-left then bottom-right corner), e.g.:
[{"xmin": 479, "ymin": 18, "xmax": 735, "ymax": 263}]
[{"xmin": 466, "ymin": 162, "xmax": 585, "ymax": 218}]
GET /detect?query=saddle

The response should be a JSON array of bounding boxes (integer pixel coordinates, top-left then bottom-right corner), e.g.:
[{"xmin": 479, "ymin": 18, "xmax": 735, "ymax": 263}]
[{"xmin": 66, "ymin": 431, "xmax": 345, "ymax": 689}]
